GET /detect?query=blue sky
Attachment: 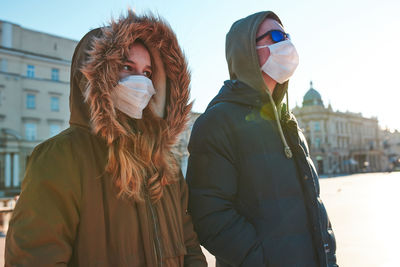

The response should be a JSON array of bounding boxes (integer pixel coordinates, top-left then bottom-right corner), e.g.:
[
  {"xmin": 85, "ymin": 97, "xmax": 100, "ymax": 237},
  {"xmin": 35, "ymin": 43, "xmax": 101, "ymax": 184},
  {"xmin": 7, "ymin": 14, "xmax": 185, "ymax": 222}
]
[{"xmin": 2, "ymin": 0, "xmax": 400, "ymax": 130}]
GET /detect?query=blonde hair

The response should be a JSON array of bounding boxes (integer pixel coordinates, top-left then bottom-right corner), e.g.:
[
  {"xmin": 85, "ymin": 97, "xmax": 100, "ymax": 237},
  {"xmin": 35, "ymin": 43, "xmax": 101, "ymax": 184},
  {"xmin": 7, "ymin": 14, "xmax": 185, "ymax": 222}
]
[
  {"xmin": 90, "ymin": 103, "xmax": 179, "ymax": 202},
  {"xmin": 81, "ymin": 12, "xmax": 191, "ymax": 203}
]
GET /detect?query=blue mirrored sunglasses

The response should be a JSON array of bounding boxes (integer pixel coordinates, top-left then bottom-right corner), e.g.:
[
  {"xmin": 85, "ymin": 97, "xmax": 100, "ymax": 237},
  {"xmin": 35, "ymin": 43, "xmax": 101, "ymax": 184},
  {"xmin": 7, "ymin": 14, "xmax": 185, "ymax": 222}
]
[{"xmin": 256, "ymin": 30, "xmax": 290, "ymax": 43}]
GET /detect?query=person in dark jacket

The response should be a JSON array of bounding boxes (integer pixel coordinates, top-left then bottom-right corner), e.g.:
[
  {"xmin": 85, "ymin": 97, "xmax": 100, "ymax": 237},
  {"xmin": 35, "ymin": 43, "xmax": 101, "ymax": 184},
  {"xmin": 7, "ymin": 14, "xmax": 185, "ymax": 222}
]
[
  {"xmin": 5, "ymin": 11, "xmax": 206, "ymax": 266},
  {"xmin": 186, "ymin": 11, "xmax": 338, "ymax": 267}
]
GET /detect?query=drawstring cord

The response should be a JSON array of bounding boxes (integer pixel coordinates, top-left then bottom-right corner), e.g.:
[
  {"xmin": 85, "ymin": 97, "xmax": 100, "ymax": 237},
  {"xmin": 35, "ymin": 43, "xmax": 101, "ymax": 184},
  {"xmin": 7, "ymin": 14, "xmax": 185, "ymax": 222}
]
[
  {"xmin": 286, "ymin": 91, "xmax": 289, "ymax": 113},
  {"xmin": 267, "ymin": 92, "xmax": 292, "ymax": 159}
]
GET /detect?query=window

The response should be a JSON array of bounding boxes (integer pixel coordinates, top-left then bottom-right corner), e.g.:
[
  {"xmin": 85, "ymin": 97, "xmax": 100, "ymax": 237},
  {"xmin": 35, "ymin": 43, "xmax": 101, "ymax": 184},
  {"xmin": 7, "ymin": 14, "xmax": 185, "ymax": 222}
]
[
  {"xmin": 25, "ymin": 123, "xmax": 37, "ymax": 141},
  {"xmin": 369, "ymin": 141, "xmax": 374, "ymax": 150},
  {"xmin": 1, "ymin": 58, "xmax": 7, "ymax": 72},
  {"xmin": 49, "ymin": 124, "xmax": 61, "ymax": 137},
  {"xmin": 51, "ymin": 96, "xmax": 60, "ymax": 111},
  {"xmin": 314, "ymin": 121, "xmax": 321, "ymax": 132},
  {"xmin": 26, "ymin": 94, "xmax": 36, "ymax": 109},
  {"xmin": 27, "ymin": 65, "xmax": 35, "ymax": 78},
  {"xmin": 315, "ymin": 138, "xmax": 321, "ymax": 148},
  {"xmin": 51, "ymin": 68, "xmax": 59, "ymax": 81}
]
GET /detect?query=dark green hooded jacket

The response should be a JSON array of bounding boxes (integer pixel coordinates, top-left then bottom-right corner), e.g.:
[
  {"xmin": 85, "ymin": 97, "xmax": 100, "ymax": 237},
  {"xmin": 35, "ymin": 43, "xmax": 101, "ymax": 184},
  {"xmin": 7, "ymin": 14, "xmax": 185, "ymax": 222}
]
[
  {"xmin": 186, "ymin": 11, "xmax": 337, "ymax": 267},
  {"xmin": 5, "ymin": 13, "xmax": 206, "ymax": 267}
]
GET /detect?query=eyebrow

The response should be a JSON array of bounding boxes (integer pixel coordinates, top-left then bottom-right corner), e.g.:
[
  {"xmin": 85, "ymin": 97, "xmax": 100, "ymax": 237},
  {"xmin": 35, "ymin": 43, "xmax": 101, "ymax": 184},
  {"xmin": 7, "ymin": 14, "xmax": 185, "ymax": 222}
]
[{"xmin": 125, "ymin": 59, "xmax": 152, "ymax": 69}]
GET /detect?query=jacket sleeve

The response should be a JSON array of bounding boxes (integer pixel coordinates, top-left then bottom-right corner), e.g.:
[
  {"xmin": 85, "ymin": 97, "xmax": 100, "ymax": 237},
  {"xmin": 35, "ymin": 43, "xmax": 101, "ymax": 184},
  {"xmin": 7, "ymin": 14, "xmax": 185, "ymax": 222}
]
[
  {"xmin": 300, "ymin": 130, "xmax": 338, "ymax": 267},
  {"xmin": 327, "ymin": 219, "xmax": 338, "ymax": 267},
  {"xmin": 319, "ymin": 198, "xmax": 338, "ymax": 267},
  {"xmin": 186, "ymin": 115, "xmax": 265, "ymax": 266},
  {"xmin": 318, "ymin": 197, "xmax": 338, "ymax": 267},
  {"xmin": 5, "ymin": 140, "xmax": 81, "ymax": 266},
  {"xmin": 180, "ymin": 174, "xmax": 208, "ymax": 267}
]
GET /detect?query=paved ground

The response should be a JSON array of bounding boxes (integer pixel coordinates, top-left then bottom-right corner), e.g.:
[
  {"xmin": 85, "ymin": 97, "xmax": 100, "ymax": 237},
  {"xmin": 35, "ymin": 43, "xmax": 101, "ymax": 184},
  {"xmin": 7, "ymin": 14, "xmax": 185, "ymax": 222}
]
[
  {"xmin": 319, "ymin": 172, "xmax": 400, "ymax": 267},
  {"xmin": 1, "ymin": 172, "xmax": 399, "ymax": 266}
]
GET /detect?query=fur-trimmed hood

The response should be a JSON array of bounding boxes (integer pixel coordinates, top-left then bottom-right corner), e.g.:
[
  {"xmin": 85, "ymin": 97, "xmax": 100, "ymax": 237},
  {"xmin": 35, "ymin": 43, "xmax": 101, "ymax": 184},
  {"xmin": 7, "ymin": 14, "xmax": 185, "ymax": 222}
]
[{"xmin": 69, "ymin": 12, "xmax": 191, "ymax": 146}]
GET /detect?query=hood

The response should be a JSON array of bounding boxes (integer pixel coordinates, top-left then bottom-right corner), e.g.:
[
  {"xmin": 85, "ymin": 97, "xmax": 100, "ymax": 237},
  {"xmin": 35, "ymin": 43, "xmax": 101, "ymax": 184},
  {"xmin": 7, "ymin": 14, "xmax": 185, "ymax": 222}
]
[
  {"xmin": 219, "ymin": 11, "xmax": 293, "ymax": 159},
  {"xmin": 225, "ymin": 11, "xmax": 289, "ymax": 105},
  {"xmin": 69, "ymin": 28, "xmax": 102, "ymax": 130},
  {"xmin": 69, "ymin": 13, "xmax": 191, "ymax": 145},
  {"xmin": 68, "ymin": 12, "xmax": 193, "ymax": 201}
]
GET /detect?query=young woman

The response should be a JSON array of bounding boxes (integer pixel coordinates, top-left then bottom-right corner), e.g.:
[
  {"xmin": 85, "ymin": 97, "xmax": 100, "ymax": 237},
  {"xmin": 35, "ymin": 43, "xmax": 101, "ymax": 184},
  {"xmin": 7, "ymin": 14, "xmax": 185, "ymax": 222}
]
[{"xmin": 5, "ymin": 12, "xmax": 206, "ymax": 267}]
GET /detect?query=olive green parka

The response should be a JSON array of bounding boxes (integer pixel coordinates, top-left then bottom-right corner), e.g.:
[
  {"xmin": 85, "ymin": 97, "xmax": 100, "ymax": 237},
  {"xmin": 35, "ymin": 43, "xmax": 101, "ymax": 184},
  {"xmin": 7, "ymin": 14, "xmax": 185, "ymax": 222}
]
[{"xmin": 5, "ymin": 13, "xmax": 206, "ymax": 267}]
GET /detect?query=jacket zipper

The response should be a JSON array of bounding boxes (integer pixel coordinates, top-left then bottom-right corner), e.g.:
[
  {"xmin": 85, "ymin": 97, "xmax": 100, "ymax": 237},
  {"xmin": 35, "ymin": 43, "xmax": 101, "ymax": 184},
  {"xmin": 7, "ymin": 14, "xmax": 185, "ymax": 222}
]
[{"xmin": 144, "ymin": 185, "xmax": 163, "ymax": 267}]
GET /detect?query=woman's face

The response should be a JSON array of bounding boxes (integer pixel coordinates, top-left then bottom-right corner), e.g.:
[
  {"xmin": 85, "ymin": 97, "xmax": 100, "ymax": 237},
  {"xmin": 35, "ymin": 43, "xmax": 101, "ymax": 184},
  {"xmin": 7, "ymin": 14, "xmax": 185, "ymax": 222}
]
[
  {"xmin": 119, "ymin": 42, "xmax": 152, "ymax": 80},
  {"xmin": 119, "ymin": 41, "xmax": 166, "ymax": 118}
]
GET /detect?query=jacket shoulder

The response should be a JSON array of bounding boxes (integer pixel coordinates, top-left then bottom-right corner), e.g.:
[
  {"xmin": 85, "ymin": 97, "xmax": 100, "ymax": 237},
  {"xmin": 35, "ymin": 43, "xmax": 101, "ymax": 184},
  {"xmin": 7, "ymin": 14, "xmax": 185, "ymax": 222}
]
[
  {"xmin": 191, "ymin": 103, "xmax": 231, "ymax": 142},
  {"xmin": 32, "ymin": 126, "xmax": 93, "ymax": 159},
  {"xmin": 189, "ymin": 103, "xmax": 240, "ymax": 163},
  {"xmin": 193, "ymin": 102, "xmax": 242, "ymax": 134},
  {"xmin": 25, "ymin": 127, "xmax": 95, "ymax": 186},
  {"xmin": 6, "ymin": 128, "xmax": 84, "ymax": 265},
  {"xmin": 37, "ymin": 125, "xmax": 91, "ymax": 146}
]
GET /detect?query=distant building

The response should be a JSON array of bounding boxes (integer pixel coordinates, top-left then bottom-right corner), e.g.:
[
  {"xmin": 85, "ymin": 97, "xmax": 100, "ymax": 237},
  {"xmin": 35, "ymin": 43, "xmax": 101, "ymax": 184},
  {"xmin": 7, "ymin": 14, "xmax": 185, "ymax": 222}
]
[
  {"xmin": 174, "ymin": 112, "xmax": 201, "ymax": 177},
  {"xmin": 0, "ymin": 20, "xmax": 78, "ymax": 196},
  {"xmin": 292, "ymin": 81, "xmax": 386, "ymax": 175},
  {"xmin": 382, "ymin": 129, "xmax": 400, "ymax": 170}
]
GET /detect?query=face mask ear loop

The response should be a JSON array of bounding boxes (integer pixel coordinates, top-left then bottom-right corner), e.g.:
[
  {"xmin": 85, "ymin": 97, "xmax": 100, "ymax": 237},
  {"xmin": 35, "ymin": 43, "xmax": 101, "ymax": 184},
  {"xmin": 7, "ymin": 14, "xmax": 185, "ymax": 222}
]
[{"xmin": 256, "ymin": 44, "xmax": 269, "ymax": 50}]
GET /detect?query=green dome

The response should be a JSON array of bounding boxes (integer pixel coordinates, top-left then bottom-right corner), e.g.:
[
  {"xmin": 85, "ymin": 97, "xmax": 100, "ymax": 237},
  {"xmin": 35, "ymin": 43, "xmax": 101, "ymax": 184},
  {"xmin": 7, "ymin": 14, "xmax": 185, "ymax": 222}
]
[{"xmin": 303, "ymin": 81, "xmax": 324, "ymax": 107}]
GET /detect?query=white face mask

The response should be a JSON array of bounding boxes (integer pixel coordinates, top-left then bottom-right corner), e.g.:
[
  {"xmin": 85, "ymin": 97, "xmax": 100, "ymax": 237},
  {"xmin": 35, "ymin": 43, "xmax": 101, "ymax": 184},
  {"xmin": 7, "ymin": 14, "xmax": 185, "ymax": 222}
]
[
  {"xmin": 256, "ymin": 40, "xmax": 299, "ymax": 84},
  {"xmin": 111, "ymin": 75, "xmax": 155, "ymax": 119}
]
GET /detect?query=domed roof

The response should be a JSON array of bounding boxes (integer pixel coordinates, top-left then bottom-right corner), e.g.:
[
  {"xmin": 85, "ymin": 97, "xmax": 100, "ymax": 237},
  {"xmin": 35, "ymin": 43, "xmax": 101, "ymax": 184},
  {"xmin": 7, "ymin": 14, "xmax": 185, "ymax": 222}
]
[{"xmin": 303, "ymin": 81, "xmax": 324, "ymax": 106}]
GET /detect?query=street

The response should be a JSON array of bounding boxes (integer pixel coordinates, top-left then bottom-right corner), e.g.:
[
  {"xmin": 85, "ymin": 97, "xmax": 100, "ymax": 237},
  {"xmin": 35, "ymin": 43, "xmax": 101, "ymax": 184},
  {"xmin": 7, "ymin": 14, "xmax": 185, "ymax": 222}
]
[
  {"xmin": 318, "ymin": 172, "xmax": 400, "ymax": 267},
  {"xmin": 1, "ymin": 172, "xmax": 399, "ymax": 266}
]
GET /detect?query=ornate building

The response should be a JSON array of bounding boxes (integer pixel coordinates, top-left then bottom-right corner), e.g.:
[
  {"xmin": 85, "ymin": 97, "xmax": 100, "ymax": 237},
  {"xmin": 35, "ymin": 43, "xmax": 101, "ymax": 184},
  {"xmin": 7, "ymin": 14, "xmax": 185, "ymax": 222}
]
[
  {"xmin": 292, "ymin": 82, "xmax": 386, "ymax": 175},
  {"xmin": 0, "ymin": 20, "xmax": 78, "ymax": 196}
]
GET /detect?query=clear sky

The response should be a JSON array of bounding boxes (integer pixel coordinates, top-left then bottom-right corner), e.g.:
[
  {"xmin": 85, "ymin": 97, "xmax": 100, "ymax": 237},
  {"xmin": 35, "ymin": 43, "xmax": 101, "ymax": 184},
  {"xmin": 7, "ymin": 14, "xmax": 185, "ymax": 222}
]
[{"xmin": 2, "ymin": 0, "xmax": 400, "ymax": 130}]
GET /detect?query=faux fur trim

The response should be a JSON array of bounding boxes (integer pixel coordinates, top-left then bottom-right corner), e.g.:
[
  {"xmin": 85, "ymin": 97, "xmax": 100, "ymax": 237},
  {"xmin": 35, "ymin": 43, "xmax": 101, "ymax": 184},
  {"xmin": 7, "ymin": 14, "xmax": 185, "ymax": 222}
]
[{"xmin": 81, "ymin": 12, "xmax": 192, "ymax": 147}]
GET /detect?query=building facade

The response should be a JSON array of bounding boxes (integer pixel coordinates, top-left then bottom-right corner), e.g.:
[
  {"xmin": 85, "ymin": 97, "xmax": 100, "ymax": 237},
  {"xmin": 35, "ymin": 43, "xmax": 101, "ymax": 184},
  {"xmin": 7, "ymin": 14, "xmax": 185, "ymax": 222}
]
[
  {"xmin": 382, "ymin": 129, "xmax": 400, "ymax": 170},
  {"xmin": 0, "ymin": 20, "xmax": 78, "ymax": 196},
  {"xmin": 292, "ymin": 82, "xmax": 386, "ymax": 175},
  {"xmin": 174, "ymin": 112, "xmax": 201, "ymax": 177}
]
